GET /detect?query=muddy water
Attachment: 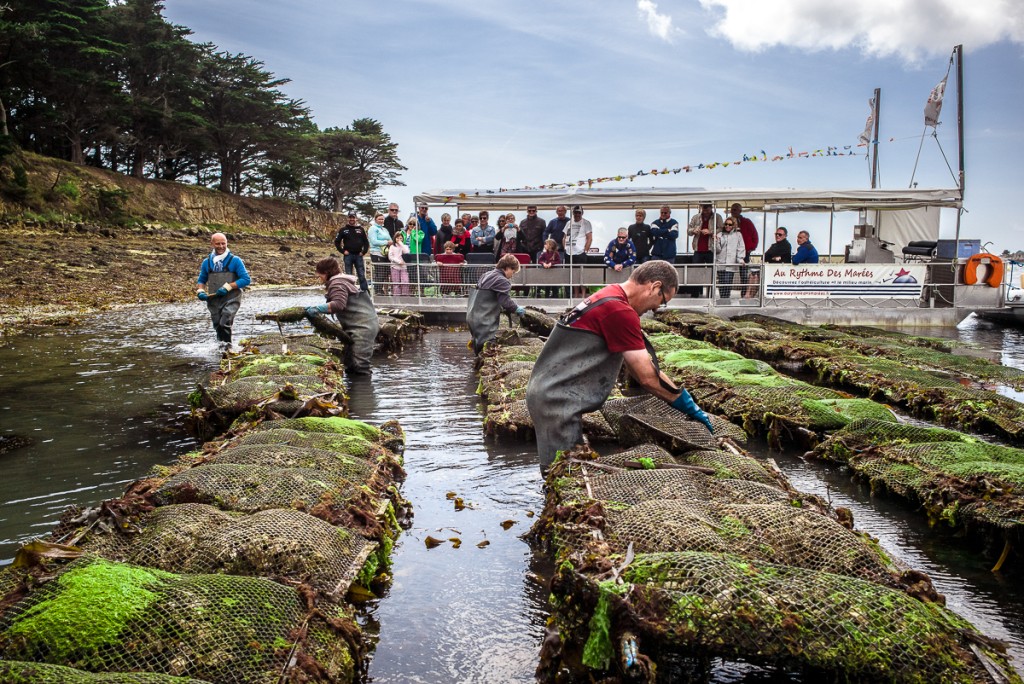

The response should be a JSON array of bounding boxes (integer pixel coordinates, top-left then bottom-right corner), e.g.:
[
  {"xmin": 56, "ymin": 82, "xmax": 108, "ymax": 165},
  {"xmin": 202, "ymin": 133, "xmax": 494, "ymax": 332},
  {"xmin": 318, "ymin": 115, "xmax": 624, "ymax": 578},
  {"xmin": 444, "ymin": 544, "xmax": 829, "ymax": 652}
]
[{"xmin": 0, "ymin": 296, "xmax": 1022, "ymax": 680}]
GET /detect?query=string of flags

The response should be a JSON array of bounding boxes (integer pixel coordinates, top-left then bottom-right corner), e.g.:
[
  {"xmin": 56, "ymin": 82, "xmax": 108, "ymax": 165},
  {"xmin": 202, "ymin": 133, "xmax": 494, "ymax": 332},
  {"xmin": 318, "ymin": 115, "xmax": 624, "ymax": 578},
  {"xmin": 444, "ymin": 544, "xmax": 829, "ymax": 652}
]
[
  {"xmin": 439, "ymin": 140, "xmax": 894, "ymax": 201},
  {"xmin": 440, "ymin": 53, "xmax": 956, "ymax": 203}
]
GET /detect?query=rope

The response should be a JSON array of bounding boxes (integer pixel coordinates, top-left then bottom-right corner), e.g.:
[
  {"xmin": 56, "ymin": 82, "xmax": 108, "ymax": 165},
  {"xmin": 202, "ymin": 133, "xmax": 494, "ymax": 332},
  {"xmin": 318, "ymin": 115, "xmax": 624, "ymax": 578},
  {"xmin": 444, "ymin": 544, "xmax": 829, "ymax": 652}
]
[
  {"xmin": 933, "ymin": 133, "xmax": 960, "ymax": 187},
  {"xmin": 909, "ymin": 126, "xmax": 928, "ymax": 188}
]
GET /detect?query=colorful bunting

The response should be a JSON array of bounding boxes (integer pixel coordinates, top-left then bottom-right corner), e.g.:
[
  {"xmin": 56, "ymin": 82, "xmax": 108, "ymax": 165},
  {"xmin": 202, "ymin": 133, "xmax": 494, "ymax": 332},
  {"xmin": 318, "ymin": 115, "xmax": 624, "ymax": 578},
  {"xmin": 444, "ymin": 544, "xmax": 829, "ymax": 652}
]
[{"xmin": 434, "ymin": 141, "xmax": 876, "ymax": 202}]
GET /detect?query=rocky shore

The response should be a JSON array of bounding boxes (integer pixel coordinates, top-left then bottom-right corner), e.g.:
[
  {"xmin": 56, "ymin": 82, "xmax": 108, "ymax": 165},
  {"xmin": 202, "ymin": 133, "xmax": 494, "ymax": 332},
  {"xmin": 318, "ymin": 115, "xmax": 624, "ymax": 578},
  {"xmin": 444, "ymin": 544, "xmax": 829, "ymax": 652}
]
[{"xmin": 0, "ymin": 220, "xmax": 336, "ymax": 336}]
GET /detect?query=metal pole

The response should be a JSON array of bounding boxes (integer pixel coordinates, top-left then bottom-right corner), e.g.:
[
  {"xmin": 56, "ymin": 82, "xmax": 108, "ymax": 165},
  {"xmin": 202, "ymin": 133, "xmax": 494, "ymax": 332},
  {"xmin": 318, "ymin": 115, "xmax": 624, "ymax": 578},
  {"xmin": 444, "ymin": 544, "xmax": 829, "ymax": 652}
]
[
  {"xmin": 827, "ymin": 207, "xmax": 834, "ymax": 264},
  {"xmin": 953, "ymin": 44, "xmax": 965, "ymax": 301},
  {"xmin": 956, "ymin": 44, "xmax": 965, "ymax": 198},
  {"xmin": 870, "ymin": 88, "xmax": 881, "ymax": 189}
]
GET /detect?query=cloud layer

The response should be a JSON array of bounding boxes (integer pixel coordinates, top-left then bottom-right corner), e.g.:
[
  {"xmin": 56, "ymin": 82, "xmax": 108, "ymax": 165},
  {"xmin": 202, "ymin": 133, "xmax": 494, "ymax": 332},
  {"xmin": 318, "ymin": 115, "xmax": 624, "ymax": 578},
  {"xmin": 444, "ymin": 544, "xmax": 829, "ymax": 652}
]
[
  {"xmin": 637, "ymin": 0, "xmax": 680, "ymax": 43},
  {"xmin": 698, "ymin": 0, "xmax": 1024, "ymax": 62}
]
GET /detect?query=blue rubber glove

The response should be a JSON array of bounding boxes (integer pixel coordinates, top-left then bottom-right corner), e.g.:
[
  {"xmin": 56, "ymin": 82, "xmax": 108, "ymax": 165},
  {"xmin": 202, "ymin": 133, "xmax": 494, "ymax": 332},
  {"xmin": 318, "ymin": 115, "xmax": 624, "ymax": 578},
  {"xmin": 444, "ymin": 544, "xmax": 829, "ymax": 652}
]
[
  {"xmin": 515, "ymin": 306, "xmax": 526, "ymax": 316},
  {"xmin": 214, "ymin": 286, "xmax": 230, "ymax": 297},
  {"xmin": 196, "ymin": 291, "xmax": 208, "ymax": 301},
  {"xmin": 305, "ymin": 304, "xmax": 329, "ymax": 317},
  {"xmin": 670, "ymin": 389, "xmax": 714, "ymax": 434}
]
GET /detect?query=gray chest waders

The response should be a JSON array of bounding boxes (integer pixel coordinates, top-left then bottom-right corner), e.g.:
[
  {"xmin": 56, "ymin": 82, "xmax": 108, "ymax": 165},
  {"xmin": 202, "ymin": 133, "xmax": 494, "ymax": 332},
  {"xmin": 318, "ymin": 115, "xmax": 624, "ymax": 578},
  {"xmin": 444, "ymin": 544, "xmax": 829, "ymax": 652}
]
[
  {"xmin": 466, "ymin": 287, "xmax": 501, "ymax": 355},
  {"xmin": 205, "ymin": 270, "xmax": 241, "ymax": 343},
  {"xmin": 525, "ymin": 297, "xmax": 625, "ymax": 472},
  {"xmin": 525, "ymin": 296, "xmax": 679, "ymax": 471},
  {"xmin": 334, "ymin": 291, "xmax": 379, "ymax": 374}
]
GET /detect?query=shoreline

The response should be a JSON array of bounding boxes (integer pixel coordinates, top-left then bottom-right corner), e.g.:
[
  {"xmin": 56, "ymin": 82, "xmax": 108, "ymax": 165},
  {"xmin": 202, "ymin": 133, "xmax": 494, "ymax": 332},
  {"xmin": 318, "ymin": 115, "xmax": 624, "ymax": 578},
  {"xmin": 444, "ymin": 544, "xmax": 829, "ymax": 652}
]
[{"xmin": 0, "ymin": 223, "xmax": 332, "ymax": 337}]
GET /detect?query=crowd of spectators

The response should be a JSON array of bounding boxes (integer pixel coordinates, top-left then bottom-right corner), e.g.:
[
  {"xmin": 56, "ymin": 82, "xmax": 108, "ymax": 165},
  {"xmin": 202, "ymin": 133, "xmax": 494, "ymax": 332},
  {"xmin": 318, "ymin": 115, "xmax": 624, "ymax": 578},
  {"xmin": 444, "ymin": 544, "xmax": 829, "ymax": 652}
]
[{"xmin": 333, "ymin": 201, "xmax": 819, "ymax": 298}]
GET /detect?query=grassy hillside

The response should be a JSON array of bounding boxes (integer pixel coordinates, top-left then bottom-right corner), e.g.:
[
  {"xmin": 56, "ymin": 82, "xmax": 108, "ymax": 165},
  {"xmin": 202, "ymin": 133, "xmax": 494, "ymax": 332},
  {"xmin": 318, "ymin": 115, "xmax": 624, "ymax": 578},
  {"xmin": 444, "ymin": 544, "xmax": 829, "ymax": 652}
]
[{"xmin": 0, "ymin": 152, "xmax": 347, "ymax": 335}]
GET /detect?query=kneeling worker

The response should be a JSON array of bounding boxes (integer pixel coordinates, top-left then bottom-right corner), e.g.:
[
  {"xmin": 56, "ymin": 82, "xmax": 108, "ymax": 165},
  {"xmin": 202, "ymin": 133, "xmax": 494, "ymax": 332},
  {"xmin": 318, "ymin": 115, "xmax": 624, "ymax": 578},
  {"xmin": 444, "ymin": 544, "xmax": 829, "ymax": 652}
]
[
  {"xmin": 525, "ymin": 260, "xmax": 713, "ymax": 472},
  {"xmin": 196, "ymin": 232, "xmax": 250, "ymax": 350},
  {"xmin": 306, "ymin": 257, "xmax": 380, "ymax": 375},
  {"xmin": 467, "ymin": 253, "xmax": 526, "ymax": 354}
]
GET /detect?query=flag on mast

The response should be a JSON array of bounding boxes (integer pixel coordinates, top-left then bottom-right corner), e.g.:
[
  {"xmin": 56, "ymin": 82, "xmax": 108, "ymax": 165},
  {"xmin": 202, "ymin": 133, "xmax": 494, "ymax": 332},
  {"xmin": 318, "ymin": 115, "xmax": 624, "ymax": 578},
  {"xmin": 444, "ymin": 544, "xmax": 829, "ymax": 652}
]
[
  {"xmin": 924, "ymin": 76, "xmax": 947, "ymax": 127},
  {"xmin": 858, "ymin": 97, "xmax": 874, "ymax": 145}
]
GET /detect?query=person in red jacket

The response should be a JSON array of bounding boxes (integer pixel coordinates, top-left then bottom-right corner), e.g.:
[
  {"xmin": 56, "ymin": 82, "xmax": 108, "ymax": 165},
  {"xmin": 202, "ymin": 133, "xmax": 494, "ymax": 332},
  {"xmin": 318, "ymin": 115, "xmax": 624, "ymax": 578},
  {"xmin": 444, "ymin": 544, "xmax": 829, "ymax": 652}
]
[{"xmin": 730, "ymin": 203, "xmax": 759, "ymax": 299}]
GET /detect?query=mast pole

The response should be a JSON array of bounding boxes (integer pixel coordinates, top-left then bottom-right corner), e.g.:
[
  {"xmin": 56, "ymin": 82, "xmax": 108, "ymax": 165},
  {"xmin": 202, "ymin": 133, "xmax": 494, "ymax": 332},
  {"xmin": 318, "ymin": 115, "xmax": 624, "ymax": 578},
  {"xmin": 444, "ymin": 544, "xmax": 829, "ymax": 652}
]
[
  {"xmin": 870, "ymin": 88, "xmax": 882, "ymax": 232},
  {"xmin": 955, "ymin": 44, "xmax": 965, "ymax": 197},
  {"xmin": 953, "ymin": 44, "xmax": 965, "ymax": 303},
  {"xmin": 870, "ymin": 88, "xmax": 881, "ymax": 189}
]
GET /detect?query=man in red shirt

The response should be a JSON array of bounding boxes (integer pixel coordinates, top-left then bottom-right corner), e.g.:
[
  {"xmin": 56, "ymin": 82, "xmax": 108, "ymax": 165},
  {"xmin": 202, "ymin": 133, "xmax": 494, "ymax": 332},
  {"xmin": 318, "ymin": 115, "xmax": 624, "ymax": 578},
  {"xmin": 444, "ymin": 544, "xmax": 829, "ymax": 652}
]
[
  {"xmin": 525, "ymin": 260, "xmax": 713, "ymax": 472},
  {"xmin": 730, "ymin": 202, "xmax": 759, "ymax": 298}
]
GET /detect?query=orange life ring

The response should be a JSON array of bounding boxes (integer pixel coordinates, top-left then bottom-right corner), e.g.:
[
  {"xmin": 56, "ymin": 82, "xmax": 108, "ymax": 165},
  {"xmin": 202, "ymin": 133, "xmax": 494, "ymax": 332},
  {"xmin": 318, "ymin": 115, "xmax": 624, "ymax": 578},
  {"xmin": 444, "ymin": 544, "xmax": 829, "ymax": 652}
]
[{"xmin": 963, "ymin": 253, "xmax": 1003, "ymax": 287}]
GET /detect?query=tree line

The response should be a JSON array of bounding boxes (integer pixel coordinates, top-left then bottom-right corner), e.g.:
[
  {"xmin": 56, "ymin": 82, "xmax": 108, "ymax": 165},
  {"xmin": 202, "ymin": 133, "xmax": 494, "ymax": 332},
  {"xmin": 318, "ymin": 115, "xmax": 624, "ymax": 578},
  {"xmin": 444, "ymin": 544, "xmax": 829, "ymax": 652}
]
[{"xmin": 0, "ymin": 0, "xmax": 404, "ymax": 214}]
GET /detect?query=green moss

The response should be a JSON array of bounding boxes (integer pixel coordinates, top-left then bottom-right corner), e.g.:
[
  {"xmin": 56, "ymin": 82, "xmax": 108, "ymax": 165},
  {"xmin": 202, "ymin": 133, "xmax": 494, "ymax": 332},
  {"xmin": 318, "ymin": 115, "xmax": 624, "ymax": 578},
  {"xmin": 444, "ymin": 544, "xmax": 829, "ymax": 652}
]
[
  {"xmin": 383, "ymin": 501, "xmax": 400, "ymax": 535},
  {"xmin": 289, "ymin": 417, "xmax": 380, "ymax": 441},
  {"xmin": 581, "ymin": 586, "xmax": 614, "ymax": 670},
  {"xmin": 4, "ymin": 559, "xmax": 170, "ymax": 664},
  {"xmin": 355, "ymin": 552, "xmax": 381, "ymax": 589},
  {"xmin": 647, "ymin": 333, "xmax": 712, "ymax": 354},
  {"xmin": 662, "ymin": 348, "xmax": 744, "ymax": 367},
  {"xmin": 187, "ymin": 389, "xmax": 203, "ymax": 408},
  {"xmin": 718, "ymin": 516, "xmax": 751, "ymax": 540}
]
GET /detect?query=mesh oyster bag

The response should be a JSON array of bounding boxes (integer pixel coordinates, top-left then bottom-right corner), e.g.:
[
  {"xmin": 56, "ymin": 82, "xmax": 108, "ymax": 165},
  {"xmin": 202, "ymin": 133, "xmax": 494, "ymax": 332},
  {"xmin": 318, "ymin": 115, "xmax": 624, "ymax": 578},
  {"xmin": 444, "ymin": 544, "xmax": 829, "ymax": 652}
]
[
  {"xmin": 0, "ymin": 660, "xmax": 212, "ymax": 683},
  {"xmin": 815, "ymin": 418, "xmax": 1024, "ymax": 533},
  {"xmin": 77, "ymin": 504, "xmax": 375, "ymax": 596},
  {"xmin": 0, "ymin": 558, "xmax": 358, "ymax": 683},
  {"xmin": 553, "ymin": 551, "xmax": 1015, "ymax": 682}
]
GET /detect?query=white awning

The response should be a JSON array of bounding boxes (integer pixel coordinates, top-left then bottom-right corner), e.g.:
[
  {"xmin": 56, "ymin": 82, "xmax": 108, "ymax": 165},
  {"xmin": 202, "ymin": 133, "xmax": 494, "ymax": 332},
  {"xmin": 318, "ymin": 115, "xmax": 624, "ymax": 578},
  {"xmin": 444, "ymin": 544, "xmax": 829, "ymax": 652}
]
[{"xmin": 413, "ymin": 187, "xmax": 962, "ymax": 212}]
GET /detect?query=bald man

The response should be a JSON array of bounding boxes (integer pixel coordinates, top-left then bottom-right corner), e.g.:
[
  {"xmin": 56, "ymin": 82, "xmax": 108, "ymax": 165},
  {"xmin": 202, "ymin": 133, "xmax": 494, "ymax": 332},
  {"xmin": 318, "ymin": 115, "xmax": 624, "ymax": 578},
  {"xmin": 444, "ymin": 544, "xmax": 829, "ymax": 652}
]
[{"xmin": 196, "ymin": 233, "xmax": 251, "ymax": 349}]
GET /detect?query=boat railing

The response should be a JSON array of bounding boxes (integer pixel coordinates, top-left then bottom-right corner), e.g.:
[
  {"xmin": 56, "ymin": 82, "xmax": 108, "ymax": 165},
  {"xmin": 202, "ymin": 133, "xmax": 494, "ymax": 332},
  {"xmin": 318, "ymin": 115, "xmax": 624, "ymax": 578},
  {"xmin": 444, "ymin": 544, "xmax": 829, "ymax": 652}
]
[{"xmin": 364, "ymin": 258, "xmax": 1005, "ymax": 311}]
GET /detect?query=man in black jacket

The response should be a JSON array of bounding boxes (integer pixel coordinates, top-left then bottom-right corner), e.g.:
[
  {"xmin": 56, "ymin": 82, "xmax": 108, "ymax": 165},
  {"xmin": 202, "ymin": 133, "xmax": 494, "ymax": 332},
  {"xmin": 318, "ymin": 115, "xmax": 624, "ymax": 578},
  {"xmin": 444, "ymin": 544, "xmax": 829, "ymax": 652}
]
[
  {"xmin": 628, "ymin": 208, "xmax": 653, "ymax": 263},
  {"xmin": 383, "ymin": 203, "xmax": 403, "ymax": 239},
  {"xmin": 763, "ymin": 226, "xmax": 793, "ymax": 264},
  {"xmin": 334, "ymin": 212, "xmax": 370, "ymax": 292},
  {"xmin": 520, "ymin": 205, "xmax": 547, "ymax": 262}
]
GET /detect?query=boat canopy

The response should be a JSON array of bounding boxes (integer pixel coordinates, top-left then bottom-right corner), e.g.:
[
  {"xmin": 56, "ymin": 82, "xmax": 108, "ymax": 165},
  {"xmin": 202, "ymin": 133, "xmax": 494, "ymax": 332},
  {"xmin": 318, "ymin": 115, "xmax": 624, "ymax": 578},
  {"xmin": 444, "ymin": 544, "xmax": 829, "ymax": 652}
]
[{"xmin": 413, "ymin": 187, "xmax": 962, "ymax": 213}]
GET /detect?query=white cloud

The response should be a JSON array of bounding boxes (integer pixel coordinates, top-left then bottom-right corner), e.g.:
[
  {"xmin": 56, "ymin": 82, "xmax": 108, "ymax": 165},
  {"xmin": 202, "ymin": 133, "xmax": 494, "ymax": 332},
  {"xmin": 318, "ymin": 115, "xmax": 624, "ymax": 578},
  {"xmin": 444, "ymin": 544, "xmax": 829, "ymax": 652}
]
[
  {"xmin": 637, "ymin": 0, "xmax": 680, "ymax": 43},
  {"xmin": 698, "ymin": 0, "xmax": 1024, "ymax": 63}
]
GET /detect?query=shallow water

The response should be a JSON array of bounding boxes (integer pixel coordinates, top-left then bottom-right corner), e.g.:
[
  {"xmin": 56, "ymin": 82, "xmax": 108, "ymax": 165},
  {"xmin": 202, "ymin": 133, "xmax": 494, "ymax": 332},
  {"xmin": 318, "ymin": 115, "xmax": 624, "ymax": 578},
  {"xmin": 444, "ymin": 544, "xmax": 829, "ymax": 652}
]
[
  {"xmin": 0, "ymin": 296, "xmax": 1021, "ymax": 680},
  {"xmin": 345, "ymin": 333, "xmax": 548, "ymax": 683}
]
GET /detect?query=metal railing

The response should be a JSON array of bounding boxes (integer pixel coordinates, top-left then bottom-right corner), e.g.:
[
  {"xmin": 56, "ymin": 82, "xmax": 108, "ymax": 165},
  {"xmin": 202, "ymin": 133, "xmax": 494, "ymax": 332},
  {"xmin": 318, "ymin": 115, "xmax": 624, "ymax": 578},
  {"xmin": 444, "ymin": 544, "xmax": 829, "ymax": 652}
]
[
  {"xmin": 365, "ymin": 258, "xmax": 761, "ymax": 307},
  {"xmin": 357, "ymin": 256, "xmax": 1005, "ymax": 312}
]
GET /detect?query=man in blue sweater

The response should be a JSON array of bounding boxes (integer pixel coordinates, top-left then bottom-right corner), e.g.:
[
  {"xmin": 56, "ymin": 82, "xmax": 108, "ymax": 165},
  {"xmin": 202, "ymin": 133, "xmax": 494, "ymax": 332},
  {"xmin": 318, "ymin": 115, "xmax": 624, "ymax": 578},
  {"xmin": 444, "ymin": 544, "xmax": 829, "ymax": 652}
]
[
  {"xmin": 793, "ymin": 230, "xmax": 820, "ymax": 264},
  {"xmin": 196, "ymin": 233, "xmax": 251, "ymax": 350},
  {"xmin": 650, "ymin": 205, "xmax": 679, "ymax": 262}
]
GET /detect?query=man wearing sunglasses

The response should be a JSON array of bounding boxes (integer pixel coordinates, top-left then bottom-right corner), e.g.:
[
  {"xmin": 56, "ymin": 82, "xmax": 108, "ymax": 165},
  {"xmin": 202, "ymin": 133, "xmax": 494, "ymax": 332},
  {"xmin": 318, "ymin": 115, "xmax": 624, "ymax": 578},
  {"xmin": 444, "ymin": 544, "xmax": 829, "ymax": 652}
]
[
  {"xmin": 604, "ymin": 227, "xmax": 637, "ymax": 272},
  {"xmin": 764, "ymin": 227, "xmax": 793, "ymax": 263},
  {"xmin": 383, "ymin": 203, "xmax": 403, "ymax": 240},
  {"xmin": 526, "ymin": 260, "xmax": 714, "ymax": 473}
]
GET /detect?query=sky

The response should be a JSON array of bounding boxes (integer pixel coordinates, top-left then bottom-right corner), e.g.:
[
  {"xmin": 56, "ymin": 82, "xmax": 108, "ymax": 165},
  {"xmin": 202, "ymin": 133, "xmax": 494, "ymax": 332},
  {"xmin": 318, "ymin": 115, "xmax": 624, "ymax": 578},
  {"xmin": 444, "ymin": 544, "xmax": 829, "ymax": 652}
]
[{"xmin": 162, "ymin": 0, "xmax": 1024, "ymax": 255}]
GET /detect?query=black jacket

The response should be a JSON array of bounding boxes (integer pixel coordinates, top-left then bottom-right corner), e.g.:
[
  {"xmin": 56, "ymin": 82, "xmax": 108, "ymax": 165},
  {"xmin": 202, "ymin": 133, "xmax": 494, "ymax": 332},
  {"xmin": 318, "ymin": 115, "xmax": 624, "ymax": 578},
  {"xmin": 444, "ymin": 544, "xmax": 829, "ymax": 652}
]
[
  {"xmin": 764, "ymin": 238, "xmax": 793, "ymax": 263},
  {"xmin": 334, "ymin": 226, "xmax": 369, "ymax": 255},
  {"xmin": 628, "ymin": 222, "xmax": 652, "ymax": 260}
]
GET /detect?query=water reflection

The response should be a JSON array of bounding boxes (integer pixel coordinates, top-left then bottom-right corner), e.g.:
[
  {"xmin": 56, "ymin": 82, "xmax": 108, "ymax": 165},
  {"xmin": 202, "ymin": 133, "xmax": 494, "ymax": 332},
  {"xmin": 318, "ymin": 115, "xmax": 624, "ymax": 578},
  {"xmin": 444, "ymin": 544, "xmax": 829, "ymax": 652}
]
[
  {"xmin": 0, "ymin": 288, "xmax": 322, "ymax": 563},
  {"xmin": 347, "ymin": 332, "xmax": 548, "ymax": 683}
]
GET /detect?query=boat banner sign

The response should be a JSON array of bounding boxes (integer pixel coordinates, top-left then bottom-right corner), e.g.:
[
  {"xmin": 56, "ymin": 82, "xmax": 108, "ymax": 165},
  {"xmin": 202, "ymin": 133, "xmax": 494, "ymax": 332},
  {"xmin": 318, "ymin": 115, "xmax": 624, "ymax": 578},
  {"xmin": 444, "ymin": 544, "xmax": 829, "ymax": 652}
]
[{"xmin": 764, "ymin": 264, "xmax": 927, "ymax": 298}]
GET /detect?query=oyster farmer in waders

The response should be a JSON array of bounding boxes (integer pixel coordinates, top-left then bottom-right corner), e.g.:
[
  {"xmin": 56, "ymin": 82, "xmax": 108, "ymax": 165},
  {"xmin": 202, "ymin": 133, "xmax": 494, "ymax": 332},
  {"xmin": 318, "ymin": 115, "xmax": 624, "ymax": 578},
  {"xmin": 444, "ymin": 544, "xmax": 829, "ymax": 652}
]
[
  {"xmin": 525, "ymin": 260, "xmax": 713, "ymax": 472},
  {"xmin": 466, "ymin": 253, "xmax": 527, "ymax": 354},
  {"xmin": 305, "ymin": 257, "xmax": 379, "ymax": 375},
  {"xmin": 196, "ymin": 232, "xmax": 251, "ymax": 350}
]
